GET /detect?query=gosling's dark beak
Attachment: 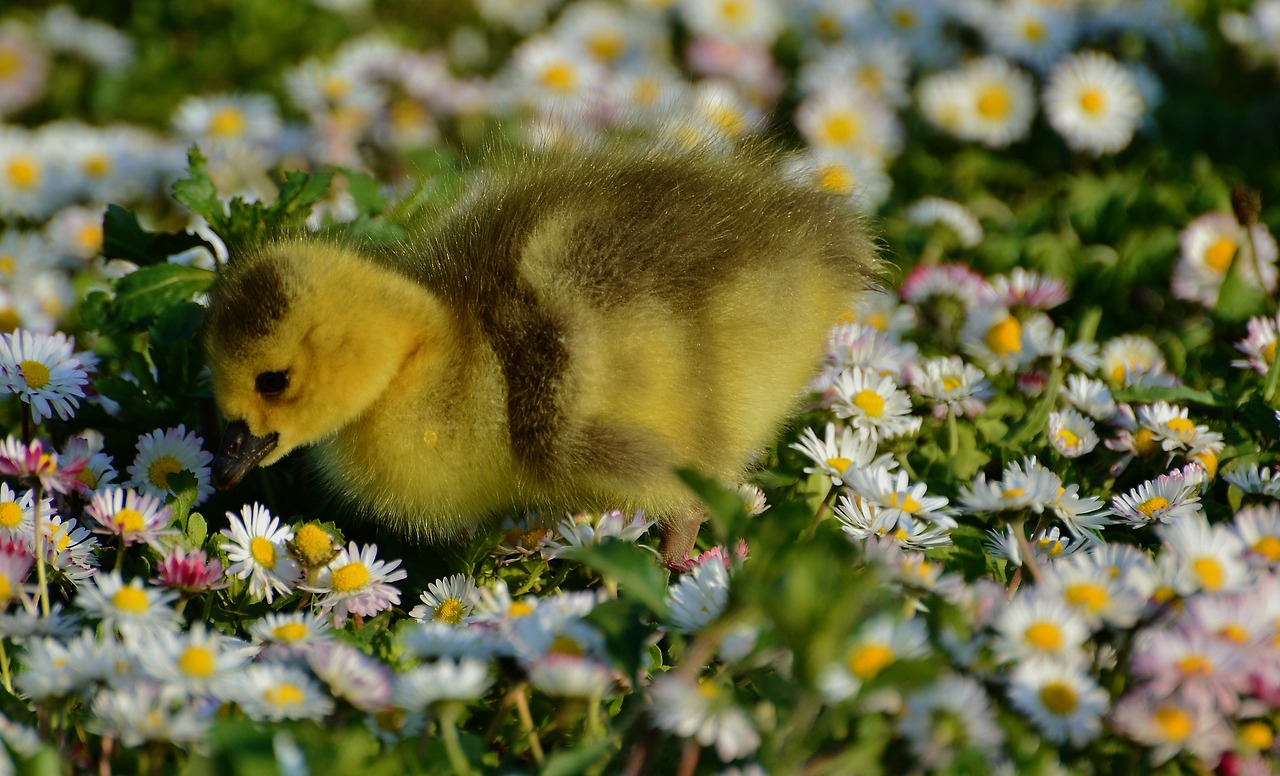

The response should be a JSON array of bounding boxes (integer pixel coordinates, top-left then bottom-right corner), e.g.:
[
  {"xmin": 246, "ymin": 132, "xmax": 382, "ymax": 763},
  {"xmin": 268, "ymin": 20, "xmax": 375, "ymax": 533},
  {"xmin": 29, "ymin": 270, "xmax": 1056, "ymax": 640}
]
[{"xmin": 211, "ymin": 420, "xmax": 279, "ymax": 490}]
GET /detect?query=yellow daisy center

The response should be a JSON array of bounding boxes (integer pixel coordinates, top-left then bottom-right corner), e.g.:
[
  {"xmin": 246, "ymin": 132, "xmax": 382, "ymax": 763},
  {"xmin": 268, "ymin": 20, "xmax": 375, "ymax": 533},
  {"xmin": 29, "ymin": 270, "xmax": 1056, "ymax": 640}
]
[
  {"xmin": 1204, "ymin": 236, "xmax": 1237, "ymax": 273},
  {"xmin": 853, "ymin": 389, "xmax": 885, "ymax": 417},
  {"xmin": 272, "ymin": 622, "xmax": 309, "ymax": 642},
  {"xmin": 264, "ymin": 683, "xmax": 304, "ymax": 707},
  {"xmin": 0, "ymin": 254, "xmax": 14, "ymax": 275},
  {"xmin": 1040, "ymin": 539, "xmax": 1066, "ymax": 557},
  {"xmin": 817, "ymin": 164, "xmax": 855, "ymax": 195},
  {"xmin": 508, "ymin": 602, "xmax": 535, "ymax": 618},
  {"xmin": 1240, "ymin": 721, "xmax": 1274, "ymax": 750},
  {"xmin": 433, "ymin": 598, "xmax": 465, "ymax": 625},
  {"xmin": 18, "ymin": 360, "xmax": 50, "ymax": 389},
  {"xmin": 893, "ymin": 9, "xmax": 917, "ymax": 28},
  {"xmin": 720, "ymin": 0, "xmax": 747, "ymax": 23},
  {"xmin": 1153, "ymin": 706, "xmax": 1192, "ymax": 741},
  {"xmin": 389, "ymin": 98, "xmax": 425, "ymax": 130},
  {"xmin": 1218, "ymin": 624, "xmax": 1249, "ymax": 643},
  {"xmin": 0, "ymin": 308, "xmax": 22, "ymax": 332},
  {"xmin": 1193, "ymin": 451, "xmax": 1218, "ymax": 478},
  {"xmin": 1025, "ymin": 622, "xmax": 1063, "ymax": 651},
  {"xmin": 111, "ymin": 586, "xmax": 150, "ymax": 613},
  {"xmin": 549, "ymin": 635, "xmax": 585, "ymax": 657},
  {"xmin": 1002, "ymin": 487, "xmax": 1025, "ymax": 500},
  {"xmin": 826, "ymin": 456, "xmax": 853, "ymax": 473},
  {"xmin": 0, "ymin": 576, "xmax": 11, "ymax": 601},
  {"xmin": 1055, "ymin": 428, "xmax": 1080, "ymax": 447},
  {"xmin": 1136, "ymin": 496, "xmax": 1168, "ymax": 517},
  {"xmin": 632, "ymin": 77, "xmax": 661, "ymax": 105},
  {"xmin": 77, "ymin": 222, "xmax": 103, "ymax": 252},
  {"xmin": 0, "ymin": 49, "xmax": 21, "ymax": 79},
  {"xmin": 1078, "ymin": 88, "xmax": 1107, "ymax": 115},
  {"xmin": 888, "ymin": 492, "xmax": 921, "ymax": 514},
  {"xmin": 178, "ymin": 646, "xmax": 217, "ymax": 678},
  {"xmin": 1177, "ymin": 655, "xmax": 1213, "ymax": 676},
  {"xmin": 113, "ymin": 508, "xmax": 145, "ymax": 534},
  {"xmin": 986, "ymin": 317, "xmax": 1022, "ymax": 357},
  {"xmin": 83, "ymin": 152, "xmax": 111, "ymax": 178},
  {"xmin": 1192, "ymin": 557, "xmax": 1225, "ymax": 591},
  {"xmin": 1022, "ymin": 18, "xmax": 1046, "ymax": 42},
  {"xmin": 856, "ymin": 66, "xmax": 882, "ymax": 93},
  {"xmin": 7, "ymin": 156, "xmax": 40, "ymax": 190},
  {"xmin": 322, "ymin": 75, "xmax": 351, "ymax": 100},
  {"xmin": 864, "ymin": 312, "xmax": 887, "ymax": 331},
  {"xmin": 976, "ymin": 86, "xmax": 1011, "ymax": 120},
  {"xmin": 1266, "ymin": 341, "xmax": 1277, "ymax": 365},
  {"xmin": 208, "ymin": 107, "xmax": 246, "ymax": 137},
  {"xmin": 330, "ymin": 561, "xmax": 370, "ymax": 592},
  {"xmin": 0, "ymin": 501, "xmax": 22, "ymax": 528},
  {"xmin": 847, "ymin": 642, "xmax": 894, "ymax": 681},
  {"xmin": 822, "ymin": 113, "xmax": 860, "ymax": 145},
  {"xmin": 1064, "ymin": 582, "xmax": 1108, "ymax": 613},
  {"xmin": 587, "ymin": 32, "xmax": 625, "ymax": 62},
  {"xmin": 1038, "ymin": 682, "xmax": 1078, "ymax": 715},
  {"xmin": 541, "ymin": 62, "xmax": 577, "ymax": 92},
  {"xmin": 941, "ymin": 376, "xmax": 962, "ymax": 392},
  {"xmin": 1133, "ymin": 428, "xmax": 1158, "ymax": 456},
  {"xmin": 1252, "ymin": 536, "xmax": 1280, "ymax": 562},
  {"xmin": 708, "ymin": 106, "xmax": 745, "ymax": 137},
  {"xmin": 250, "ymin": 537, "xmax": 276, "ymax": 567},
  {"xmin": 147, "ymin": 456, "xmax": 183, "ymax": 490},
  {"xmin": 1163, "ymin": 417, "xmax": 1196, "ymax": 438},
  {"xmin": 291, "ymin": 524, "xmax": 333, "ymax": 567}
]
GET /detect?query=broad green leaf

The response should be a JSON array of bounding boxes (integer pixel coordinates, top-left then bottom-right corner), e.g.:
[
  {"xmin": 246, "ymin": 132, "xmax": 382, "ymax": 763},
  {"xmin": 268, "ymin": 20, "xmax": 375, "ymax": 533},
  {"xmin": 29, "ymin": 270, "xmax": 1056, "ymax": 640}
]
[
  {"xmin": 335, "ymin": 167, "xmax": 385, "ymax": 217},
  {"xmin": 166, "ymin": 469, "xmax": 200, "ymax": 533},
  {"xmin": 1111, "ymin": 384, "xmax": 1227, "ymax": 408},
  {"xmin": 171, "ymin": 146, "xmax": 223, "ymax": 225},
  {"xmin": 271, "ymin": 169, "xmax": 333, "ymax": 220},
  {"xmin": 102, "ymin": 204, "xmax": 213, "ymax": 266},
  {"xmin": 540, "ymin": 740, "xmax": 613, "ymax": 776},
  {"xmin": 585, "ymin": 597, "xmax": 651, "ymax": 680},
  {"xmin": 112, "ymin": 263, "xmax": 216, "ymax": 325},
  {"xmin": 566, "ymin": 541, "xmax": 668, "ymax": 616}
]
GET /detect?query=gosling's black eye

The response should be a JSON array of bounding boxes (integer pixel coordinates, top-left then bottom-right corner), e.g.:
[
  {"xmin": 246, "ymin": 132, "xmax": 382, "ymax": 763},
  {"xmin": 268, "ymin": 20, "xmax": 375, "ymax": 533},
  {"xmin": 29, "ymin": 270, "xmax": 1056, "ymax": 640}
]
[{"xmin": 255, "ymin": 370, "xmax": 289, "ymax": 396}]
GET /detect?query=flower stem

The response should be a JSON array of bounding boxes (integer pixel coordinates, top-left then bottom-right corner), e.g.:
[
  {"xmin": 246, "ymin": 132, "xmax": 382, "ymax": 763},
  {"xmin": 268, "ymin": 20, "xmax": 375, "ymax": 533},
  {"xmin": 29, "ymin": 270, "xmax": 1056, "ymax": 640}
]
[
  {"xmin": 947, "ymin": 407, "xmax": 959, "ymax": 458},
  {"xmin": 438, "ymin": 703, "xmax": 474, "ymax": 776},
  {"xmin": 33, "ymin": 482, "xmax": 50, "ymax": 617},
  {"xmin": 0, "ymin": 639, "xmax": 12, "ymax": 695},
  {"xmin": 512, "ymin": 685, "xmax": 545, "ymax": 764},
  {"xmin": 1010, "ymin": 515, "xmax": 1042, "ymax": 585}
]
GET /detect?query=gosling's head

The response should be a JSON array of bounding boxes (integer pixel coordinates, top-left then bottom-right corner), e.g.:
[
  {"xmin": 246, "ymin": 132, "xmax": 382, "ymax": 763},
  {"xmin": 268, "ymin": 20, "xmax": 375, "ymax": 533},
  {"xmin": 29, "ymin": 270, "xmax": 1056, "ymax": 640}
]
[{"xmin": 203, "ymin": 239, "xmax": 434, "ymax": 489}]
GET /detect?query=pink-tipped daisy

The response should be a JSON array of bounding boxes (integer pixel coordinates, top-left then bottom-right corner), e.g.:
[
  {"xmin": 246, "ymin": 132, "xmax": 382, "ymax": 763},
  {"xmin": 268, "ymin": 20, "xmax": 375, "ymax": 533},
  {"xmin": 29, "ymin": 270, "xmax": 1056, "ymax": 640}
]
[
  {"xmin": 84, "ymin": 486, "xmax": 172, "ymax": 548},
  {"xmin": 310, "ymin": 542, "xmax": 407, "ymax": 626}
]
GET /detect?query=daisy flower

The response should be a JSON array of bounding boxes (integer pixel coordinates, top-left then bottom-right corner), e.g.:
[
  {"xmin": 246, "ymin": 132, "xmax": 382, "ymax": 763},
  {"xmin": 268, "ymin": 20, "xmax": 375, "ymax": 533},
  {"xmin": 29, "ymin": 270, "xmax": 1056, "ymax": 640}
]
[
  {"xmin": 172, "ymin": 93, "xmax": 283, "ymax": 148},
  {"xmin": 399, "ymin": 621, "xmax": 494, "ymax": 661},
  {"xmin": 980, "ymin": 0, "xmax": 1076, "ymax": 70},
  {"xmin": 394, "ymin": 658, "xmax": 493, "ymax": 710},
  {"xmin": 954, "ymin": 56, "xmax": 1038, "ymax": 148},
  {"xmin": 679, "ymin": 0, "xmax": 785, "ymax": 44},
  {"xmin": 125, "ymin": 425, "xmax": 214, "ymax": 506},
  {"xmin": 822, "ymin": 323, "xmax": 917, "ymax": 381},
  {"xmin": 0, "ymin": 329, "xmax": 89, "ymax": 423},
  {"xmin": 0, "ymin": 22, "xmax": 48, "ymax": 115},
  {"xmin": 310, "ymin": 542, "xmax": 407, "ymax": 625},
  {"xmin": 799, "ymin": 40, "xmax": 911, "ymax": 106},
  {"xmin": 1234, "ymin": 504, "xmax": 1280, "ymax": 566},
  {"xmin": 649, "ymin": 673, "xmax": 760, "ymax": 761},
  {"xmin": 1046, "ymin": 409, "xmax": 1098, "ymax": 459},
  {"xmin": 957, "ymin": 457, "xmax": 1060, "ymax": 516},
  {"xmin": 830, "ymin": 367, "xmax": 921, "ymax": 444},
  {"xmin": 154, "ymin": 547, "xmax": 226, "ymax": 594},
  {"xmin": 666, "ymin": 556, "xmax": 730, "ymax": 634},
  {"xmin": 247, "ymin": 611, "xmax": 333, "ymax": 647},
  {"xmin": 62, "ymin": 437, "xmax": 116, "ymax": 492},
  {"xmin": 986, "ymin": 268, "xmax": 1070, "ymax": 312},
  {"xmin": 818, "ymin": 614, "xmax": 930, "ymax": 701},
  {"xmin": 306, "ymin": 641, "xmax": 394, "ymax": 712},
  {"xmin": 1100, "ymin": 334, "xmax": 1168, "ymax": 388},
  {"xmin": 1007, "ymin": 658, "xmax": 1109, "ymax": 746},
  {"xmin": 0, "ymin": 128, "xmax": 71, "ymax": 221},
  {"xmin": 844, "ymin": 289, "xmax": 917, "ymax": 338},
  {"xmin": 836, "ymin": 493, "xmax": 954, "ymax": 551},
  {"xmin": 904, "ymin": 197, "xmax": 984, "ymax": 249},
  {"xmin": 1173, "ymin": 212, "xmax": 1279, "ymax": 307},
  {"xmin": 1159, "ymin": 515, "xmax": 1249, "ymax": 594},
  {"xmin": 508, "ymin": 36, "xmax": 605, "ymax": 110},
  {"xmin": 898, "ymin": 675, "xmax": 1004, "ymax": 770},
  {"xmin": 1223, "ymin": 462, "xmax": 1280, "ymax": 498},
  {"xmin": 961, "ymin": 305, "xmax": 1027, "ymax": 373},
  {"xmin": 84, "ymin": 486, "xmax": 171, "ymax": 548},
  {"xmin": 1043, "ymin": 51, "xmax": 1144, "ymax": 155},
  {"xmin": 0, "ymin": 542, "xmax": 32, "ymax": 608},
  {"xmin": 540, "ymin": 510, "xmax": 652, "ymax": 560},
  {"xmin": 909, "ymin": 355, "xmax": 992, "ymax": 419},
  {"xmin": 90, "ymin": 681, "xmax": 212, "ymax": 748},
  {"xmin": 1038, "ymin": 552, "xmax": 1147, "ymax": 628},
  {"xmin": 1135, "ymin": 402, "xmax": 1207, "ymax": 454},
  {"xmin": 1111, "ymin": 690, "xmax": 1232, "ymax": 767},
  {"xmin": 1131, "ymin": 628, "xmax": 1248, "ymax": 713},
  {"xmin": 76, "ymin": 573, "xmax": 182, "ymax": 639},
  {"xmin": 795, "ymin": 86, "xmax": 902, "ymax": 160},
  {"xmin": 1232, "ymin": 313, "xmax": 1280, "ymax": 374},
  {"xmin": 994, "ymin": 591, "xmax": 1091, "ymax": 665},
  {"xmin": 135, "ymin": 625, "xmax": 257, "ymax": 694},
  {"xmin": 845, "ymin": 467, "xmax": 955, "ymax": 530},
  {"xmin": 689, "ymin": 80, "xmax": 763, "ymax": 142},
  {"xmin": 790, "ymin": 422, "xmax": 887, "ymax": 488},
  {"xmin": 899, "ymin": 262, "xmax": 990, "ymax": 311},
  {"xmin": 1051, "ymin": 482, "xmax": 1112, "ymax": 539},
  {"xmin": 783, "ymin": 148, "xmax": 892, "ymax": 212},
  {"xmin": 0, "ymin": 482, "xmax": 42, "ymax": 539},
  {"xmin": 221, "ymin": 503, "xmax": 301, "ymax": 604},
  {"xmin": 409, "ymin": 573, "xmax": 480, "ymax": 625},
  {"xmin": 1060, "ymin": 374, "xmax": 1117, "ymax": 421},
  {"xmin": 224, "ymin": 664, "xmax": 334, "ymax": 722},
  {"xmin": 527, "ymin": 653, "xmax": 614, "ymax": 699}
]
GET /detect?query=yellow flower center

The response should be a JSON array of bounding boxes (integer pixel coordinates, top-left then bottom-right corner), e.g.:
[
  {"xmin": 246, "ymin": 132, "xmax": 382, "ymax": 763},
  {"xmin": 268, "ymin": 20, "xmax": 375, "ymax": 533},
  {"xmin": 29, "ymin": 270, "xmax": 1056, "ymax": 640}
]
[
  {"xmin": 1266, "ymin": 341, "xmax": 1277, "ymax": 365},
  {"xmin": 178, "ymin": 646, "xmax": 216, "ymax": 678},
  {"xmin": 986, "ymin": 317, "xmax": 1022, "ymax": 357},
  {"xmin": 0, "ymin": 576, "xmax": 11, "ymax": 601},
  {"xmin": 1064, "ymin": 582, "xmax": 1108, "ymax": 613},
  {"xmin": 1022, "ymin": 18, "xmax": 1046, "ymax": 41},
  {"xmin": 111, "ymin": 586, "xmax": 150, "ymax": 613},
  {"xmin": 1154, "ymin": 706, "xmax": 1192, "ymax": 741},
  {"xmin": 1218, "ymin": 624, "xmax": 1249, "ymax": 643},
  {"xmin": 147, "ymin": 456, "xmax": 183, "ymax": 490},
  {"xmin": 1204, "ymin": 236, "xmax": 1237, "ymax": 273},
  {"xmin": 720, "ymin": 0, "xmax": 747, "ymax": 23},
  {"xmin": 893, "ymin": 9, "xmax": 916, "ymax": 28},
  {"xmin": 1055, "ymin": 429, "xmax": 1080, "ymax": 448},
  {"xmin": 208, "ymin": 107, "xmax": 246, "ymax": 137},
  {"xmin": 1192, "ymin": 557, "xmax": 1225, "ymax": 591},
  {"xmin": 847, "ymin": 642, "xmax": 894, "ymax": 681},
  {"xmin": 113, "ymin": 508, "xmax": 145, "ymax": 534},
  {"xmin": 822, "ymin": 114, "xmax": 860, "ymax": 145},
  {"xmin": 817, "ymin": 164, "xmax": 855, "ymax": 195},
  {"xmin": 0, "ymin": 501, "xmax": 22, "ymax": 528},
  {"xmin": 0, "ymin": 254, "xmax": 13, "ymax": 276},
  {"xmin": 291, "ymin": 524, "xmax": 333, "ymax": 568},
  {"xmin": 272, "ymin": 622, "xmax": 309, "ymax": 642},
  {"xmin": 976, "ymin": 86, "xmax": 1011, "ymax": 120},
  {"xmin": 7, "ymin": 157, "xmax": 40, "ymax": 190},
  {"xmin": 1133, "ymin": 428, "xmax": 1157, "ymax": 456},
  {"xmin": 18, "ymin": 360, "xmax": 50, "ymax": 389},
  {"xmin": 1177, "ymin": 655, "xmax": 1213, "ymax": 676},
  {"xmin": 826, "ymin": 456, "xmax": 853, "ymax": 474},
  {"xmin": 888, "ymin": 492, "xmax": 921, "ymax": 514},
  {"xmin": 1240, "ymin": 721, "xmax": 1274, "ymax": 750},
  {"xmin": 0, "ymin": 308, "xmax": 20, "ymax": 332},
  {"xmin": 941, "ymin": 376, "xmax": 962, "ymax": 392},
  {"xmin": 0, "ymin": 48, "xmax": 21, "ymax": 79},
  {"xmin": 853, "ymin": 389, "xmax": 885, "ymax": 418},
  {"xmin": 264, "ymin": 683, "xmax": 304, "ymax": 707},
  {"xmin": 83, "ymin": 152, "xmax": 111, "ymax": 178},
  {"xmin": 322, "ymin": 75, "xmax": 351, "ymax": 100},
  {"xmin": 1078, "ymin": 88, "xmax": 1106, "ymax": 115},
  {"xmin": 1038, "ymin": 682, "xmax": 1078, "ymax": 715},
  {"xmin": 389, "ymin": 98, "xmax": 425, "ymax": 130},
  {"xmin": 330, "ymin": 561, "xmax": 370, "ymax": 592},
  {"xmin": 1163, "ymin": 417, "xmax": 1196, "ymax": 438},
  {"xmin": 1252, "ymin": 536, "xmax": 1280, "ymax": 562},
  {"xmin": 549, "ymin": 635, "xmax": 585, "ymax": 657},
  {"xmin": 1040, "ymin": 539, "xmax": 1066, "ymax": 557},
  {"xmin": 508, "ymin": 602, "xmax": 535, "ymax": 618},
  {"xmin": 856, "ymin": 66, "xmax": 882, "ymax": 93},
  {"xmin": 1024, "ymin": 622, "xmax": 1063, "ymax": 651},
  {"xmin": 434, "ymin": 598, "xmax": 465, "ymax": 625},
  {"xmin": 1002, "ymin": 487, "xmax": 1025, "ymax": 500},
  {"xmin": 77, "ymin": 222, "xmax": 104, "ymax": 252},
  {"xmin": 1136, "ymin": 496, "xmax": 1168, "ymax": 517},
  {"xmin": 708, "ymin": 106, "xmax": 745, "ymax": 137},
  {"xmin": 541, "ymin": 62, "xmax": 577, "ymax": 92},
  {"xmin": 587, "ymin": 32, "xmax": 625, "ymax": 62},
  {"xmin": 1193, "ymin": 451, "xmax": 1218, "ymax": 478},
  {"xmin": 249, "ymin": 537, "xmax": 276, "ymax": 567}
]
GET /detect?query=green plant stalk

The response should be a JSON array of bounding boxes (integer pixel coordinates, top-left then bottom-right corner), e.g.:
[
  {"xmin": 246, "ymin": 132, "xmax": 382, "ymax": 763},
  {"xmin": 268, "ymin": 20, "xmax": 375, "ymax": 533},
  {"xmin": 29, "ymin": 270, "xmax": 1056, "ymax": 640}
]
[
  {"xmin": 438, "ymin": 702, "xmax": 474, "ymax": 776},
  {"xmin": 512, "ymin": 684, "xmax": 545, "ymax": 764},
  {"xmin": 33, "ymin": 482, "xmax": 50, "ymax": 618},
  {"xmin": 1264, "ymin": 340, "xmax": 1280, "ymax": 408},
  {"xmin": 947, "ymin": 406, "xmax": 960, "ymax": 459},
  {"xmin": 0, "ymin": 639, "xmax": 12, "ymax": 695},
  {"xmin": 1007, "ymin": 366, "xmax": 1065, "ymax": 450}
]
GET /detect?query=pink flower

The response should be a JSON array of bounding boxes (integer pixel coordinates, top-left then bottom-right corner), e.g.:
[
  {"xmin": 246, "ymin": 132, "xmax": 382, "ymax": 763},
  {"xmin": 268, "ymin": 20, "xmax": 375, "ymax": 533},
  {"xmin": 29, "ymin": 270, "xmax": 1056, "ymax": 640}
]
[
  {"xmin": 155, "ymin": 547, "xmax": 227, "ymax": 594},
  {"xmin": 0, "ymin": 437, "xmax": 84, "ymax": 494}
]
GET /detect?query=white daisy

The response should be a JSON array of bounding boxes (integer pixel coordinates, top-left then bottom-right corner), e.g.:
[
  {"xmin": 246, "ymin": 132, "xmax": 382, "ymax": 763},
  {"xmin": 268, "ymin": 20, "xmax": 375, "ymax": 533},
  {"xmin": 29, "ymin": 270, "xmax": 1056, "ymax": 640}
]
[
  {"xmin": 1172, "ymin": 212, "xmax": 1279, "ymax": 308},
  {"xmin": 822, "ymin": 322, "xmax": 917, "ymax": 381},
  {"xmin": 75, "ymin": 573, "xmax": 182, "ymax": 639},
  {"xmin": 898, "ymin": 674, "xmax": 1005, "ymax": 770},
  {"xmin": 1223, "ymin": 462, "xmax": 1280, "ymax": 498},
  {"xmin": 1007, "ymin": 658, "xmax": 1108, "ymax": 746},
  {"xmin": 0, "ymin": 482, "xmax": 41, "ymax": 540},
  {"xmin": 798, "ymin": 40, "xmax": 911, "ymax": 106},
  {"xmin": 527, "ymin": 653, "xmax": 614, "ymax": 698},
  {"xmin": 1109, "ymin": 473, "xmax": 1202, "ymax": 527},
  {"xmin": 795, "ymin": 86, "xmax": 903, "ymax": 160},
  {"xmin": 1038, "ymin": 552, "xmax": 1147, "ymax": 628},
  {"xmin": 125, "ymin": 425, "xmax": 214, "ymax": 505},
  {"xmin": 830, "ymin": 367, "xmax": 921, "ymax": 444},
  {"xmin": 220, "ymin": 502, "xmax": 301, "ymax": 604},
  {"xmin": 1130, "ymin": 628, "xmax": 1248, "ymax": 713},
  {"xmin": 666, "ymin": 557, "xmax": 730, "ymax": 634},
  {"xmin": 398, "ymin": 621, "xmax": 494, "ymax": 661},
  {"xmin": 508, "ymin": 35, "xmax": 606, "ymax": 111},
  {"xmin": 0, "ymin": 329, "xmax": 89, "ymax": 423},
  {"xmin": 679, "ymin": 0, "xmax": 785, "ymax": 44},
  {"xmin": 310, "ymin": 542, "xmax": 407, "ymax": 625},
  {"xmin": 135, "ymin": 625, "xmax": 257, "ymax": 694},
  {"xmin": 981, "ymin": 1, "xmax": 1076, "ymax": 70},
  {"xmin": 306, "ymin": 641, "xmax": 394, "ymax": 712},
  {"xmin": 540, "ymin": 509, "xmax": 652, "ymax": 559},
  {"xmin": 1100, "ymin": 334, "xmax": 1167, "ymax": 388},
  {"xmin": 84, "ymin": 486, "xmax": 172, "ymax": 549},
  {"xmin": 994, "ymin": 591, "xmax": 1091, "ymax": 665},
  {"xmin": 818, "ymin": 614, "xmax": 930, "ymax": 701},
  {"xmin": 1159, "ymin": 515, "xmax": 1249, "ymax": 594},
  {"xmin": 394, "ymin": 658, "xmax": 493, "ymax": 710},
  {"xmin": 224, "ymin": 664, "xmax": 334, "ymax": 722},
  {"xmin": 408, "ymin": 573, "xmax": 480, "ymax": 625},
  {"xmin": 958, "ymin": 457, "xmax": 1061, "ymax": 515},
  {"xmin": 789, "ymin": 422, "xmax": 887, "ymax": 488},
  {"xmin": 845, "ymin": 466, "xmax": 955, "ymax": 529},
  {"xmin": 836, "ymin": 494, "xmax": 953, "ymax": 551},
  {"xmin": 1048, "ymin": 409, "xmax": 1099, "ymax": 459},
  {"xmin": 1234, "ymin": 503, "xmax": 1280, "ymax": 566},
  {"xmin": 844, "ymin": 289, "xmax": 917, "ymax": 338},
  {"xmin": 0, "ymin": 22, "xmax": 49, "ymax": 116},
  {"xmin": 904, "ymin": 197, "xmax": 984, "ymax": 249},
  {"xmin": 960, "ymin": 304, "xmax": 1028, "ymax": 373},
  {"xmin": 649, "ymin": 673, "xmax": 760, "ymax": 761},
  {"xmin": 0, "ymin": 127, "xmax": 72, "ymax": 221},
  {"xmin": 1135, "ymin": 402, "xmax": 1208, "ymax": 454},
  {"xmin": 1043, "ymin": 51, "xmax": 1145, "ymax": 156},
  {"xmin": 986, "ymin": 268, "xmax": 1071, "ymax": 312},
  {"xmin": 1232, "ymin": 313, "xmax": 1280, "ymax": 375},
  {"xmin": 247, "ymin": 611, "xmax": 334, "ymax": 647},
  {"xmin": 89, "ymin": 681, "xmax": 211, "ymax": 748},
  {"xmin": 171, "ymin": 93, "xmax": 283, "ymax": 148},
  {"xmin": 1060, "ymin": 374, "xmax": 1116, "ymax": 421},
  {"xmin": 1111, "ymin": 691, "xmax": 1232, "ymax": 767},
  {"xmin": 782, "ymin": 148, "xmax": 892, "ymax": 212}
]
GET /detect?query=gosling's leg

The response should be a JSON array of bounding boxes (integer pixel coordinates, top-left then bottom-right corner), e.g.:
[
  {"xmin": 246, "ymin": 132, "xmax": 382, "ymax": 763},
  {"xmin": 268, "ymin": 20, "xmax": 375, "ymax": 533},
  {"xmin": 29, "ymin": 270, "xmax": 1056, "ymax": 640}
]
[{"xmin": 659, "ymin": 507, "xmax": 705, "ymax": 571}]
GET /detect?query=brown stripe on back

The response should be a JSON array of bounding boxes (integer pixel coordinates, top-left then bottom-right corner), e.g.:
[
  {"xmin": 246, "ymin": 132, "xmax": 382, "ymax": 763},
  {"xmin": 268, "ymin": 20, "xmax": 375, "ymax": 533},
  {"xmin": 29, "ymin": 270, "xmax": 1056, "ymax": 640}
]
[{"xmin": 205, "ymin": 259, "xmax": 291, "ymax": 352}]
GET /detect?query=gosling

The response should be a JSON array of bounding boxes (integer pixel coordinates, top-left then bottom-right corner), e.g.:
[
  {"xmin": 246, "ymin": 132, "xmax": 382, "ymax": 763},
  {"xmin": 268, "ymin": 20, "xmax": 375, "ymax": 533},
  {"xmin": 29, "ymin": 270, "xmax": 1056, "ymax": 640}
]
[{"xmin": 203, "ymin": 144, "xmax": 877, "ymax": 565}]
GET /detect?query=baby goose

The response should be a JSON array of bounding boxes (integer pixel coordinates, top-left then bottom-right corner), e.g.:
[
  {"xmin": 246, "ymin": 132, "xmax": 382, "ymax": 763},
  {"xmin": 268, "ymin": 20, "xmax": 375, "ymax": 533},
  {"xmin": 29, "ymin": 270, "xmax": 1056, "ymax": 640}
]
[{"xmin": 203, "ymin": 143, "xmax": 877, "ymax": 564}]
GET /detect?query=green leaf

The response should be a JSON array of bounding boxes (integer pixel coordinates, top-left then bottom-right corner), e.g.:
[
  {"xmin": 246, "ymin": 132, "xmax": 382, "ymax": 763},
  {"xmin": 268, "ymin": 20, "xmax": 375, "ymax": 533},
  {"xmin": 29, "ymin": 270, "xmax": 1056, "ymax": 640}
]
[
  {"xmin": 585, "ymin": 597, "xmax": 651, "ymax": 680},
  {"xmin": 112, "ymin": 263, "xmax": 216, "ymax": 326},
  {"xmin": 677, "ymin": 468, "xmax": 748, "ymax": 544},
  {"xmin": 1215, "ymin": 263, "xmax": 1273, "ymax": 323},
  {"xmin": 1111, "ymin": 384, "xmax": 1227, "ymax": 408},
  {"xmin": 187, "ymin": 512, "xmax": 208, "ymax": 549},
  {"xmin": 166, "ymin": 469, "xmax": 200, "ymax": 532},
  {"xmin": 171, "ymin": 146, "xmax": 223, "ymax": 226},
  {"xmin": 540, "ymin": 740, "xmax": 613, "ymax": 776},
  {"xmin": 565, "ymin": 541, "xmax": 668, "ymax": 616},
  {"xmin": 271, "ymin": 170, "xmax": 333, "ymax": 222},
  {"xmin": 335, "ymin": 167, "xmax": 385, "ymax": 217},
  {"xmin": 102, "ymin": 204, "xmax": 214, "ymax": 266}
]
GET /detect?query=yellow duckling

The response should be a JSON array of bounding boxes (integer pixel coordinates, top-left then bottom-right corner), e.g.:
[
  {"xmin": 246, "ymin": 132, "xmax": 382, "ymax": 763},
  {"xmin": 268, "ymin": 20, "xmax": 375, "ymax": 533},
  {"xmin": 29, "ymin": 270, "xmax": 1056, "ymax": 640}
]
[{"xmin": 203, "ymin": 143, "xmax": 876, "ymax": 564}]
